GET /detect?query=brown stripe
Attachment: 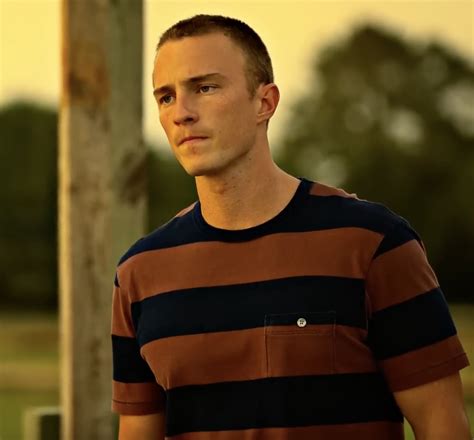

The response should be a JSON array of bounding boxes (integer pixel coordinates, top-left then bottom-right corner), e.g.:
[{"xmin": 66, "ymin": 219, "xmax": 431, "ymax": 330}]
[
  {"xmin": 169, "ymin": 421, "xmax": 403, "ymax": 440},
  {"xmin": 141, "ymin": 325, "xmax": 377, "ymax": 390},
  {"xmin": 111, "ymin": 399, "xmax": 164, "ymax": 415},
  {"xmin": 113, "ymin": 380, "xmax": 164, "ymax": 403},
  {"xmin": 336, "ymin": 325, "xmax": 378, "ymax": 373},
  {"xmin": 142, "ymin": 327, "xmax": 266, "ymax": 389},
  {"xmin": 367, "ymin": 239, "xmax": 439, "ymax": 312},
  {"xmin": 112, "ymin": 381, "xmax": 165, "ymax": 415},
  {"xmin": 118, "ymin": 228, "xmax": 382, "ymax": 302},
  {"xmin": 111, "ymin": 285, "xmax": 135, "ymax": 337},
  {"xmin": 310, "ymin": 182, "xmax": 358, "ymax": 199},
  {"xmin": 380, "ymin": 335, "xmax": 470, "ymax": 391},
  {"xmin": 266, "ymin": 324, "xmax": 337, "ymax": 378}
]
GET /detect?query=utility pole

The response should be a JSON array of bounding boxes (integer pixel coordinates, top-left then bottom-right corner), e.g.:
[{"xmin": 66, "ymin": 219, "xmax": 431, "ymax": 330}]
[{"xmin": 59, "ymin": 1, "xmax": 145, "ymax": 438}]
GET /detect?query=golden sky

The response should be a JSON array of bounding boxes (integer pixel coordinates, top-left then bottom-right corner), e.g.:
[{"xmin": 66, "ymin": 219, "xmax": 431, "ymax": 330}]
[{"xmin": 1, "ymin": 0, "xmax": 473, "ymax": 147}]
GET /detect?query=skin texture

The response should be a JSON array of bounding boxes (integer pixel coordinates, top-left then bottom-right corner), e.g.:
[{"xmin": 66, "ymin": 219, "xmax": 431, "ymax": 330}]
[
  {"xmin": 394, "ymin": 372, "xmax": 471, "ymax": 439},
  {"xmin": 118, "ymin": 412, "xmax": 165, "ymax": 440},
  {"xmin": 118, "ymin": 31, "xmax": 472, "ymax": 439},
  {"xmin": 153, "ymin": 33, "xmax": 262, "ymax": 179},
  {"xmin": 152, "ymin": 32, "xmax": 300, "ymax": 230}
]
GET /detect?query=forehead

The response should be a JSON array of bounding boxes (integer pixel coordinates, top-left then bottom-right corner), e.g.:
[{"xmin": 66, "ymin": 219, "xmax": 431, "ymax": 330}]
[{"xmin": 153, "ymin": 33, "xmax": 247, "ymax": 85}]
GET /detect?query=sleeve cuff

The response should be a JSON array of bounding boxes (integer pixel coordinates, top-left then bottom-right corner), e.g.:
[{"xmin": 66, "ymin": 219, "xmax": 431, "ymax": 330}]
[
  {"xmin": 111, "ymin": 399, "xmax": 166, "ymax": 415},
  {"xmin": 389, "ymin": 352, "xmax": 470, "ymax": 392}
]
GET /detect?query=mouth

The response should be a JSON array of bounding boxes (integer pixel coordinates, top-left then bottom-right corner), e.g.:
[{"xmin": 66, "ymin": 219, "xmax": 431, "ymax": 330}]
[{"xmin": 179, "ymin": 136, "xmax": 208, "ymax": 146}]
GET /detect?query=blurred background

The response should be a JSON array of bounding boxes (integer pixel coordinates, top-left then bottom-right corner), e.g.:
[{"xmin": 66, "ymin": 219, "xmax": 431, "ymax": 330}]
[{"xmin": 0, "ymin": 0, "xmax": 473, "ymax": 439}]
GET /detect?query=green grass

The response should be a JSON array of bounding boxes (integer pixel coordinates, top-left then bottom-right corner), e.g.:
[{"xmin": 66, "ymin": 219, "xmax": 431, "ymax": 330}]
[
  {"xmin": 0, "ymin": 306, "xmax": 473, "ymax": 439},
  {"xmin": 0, "ymin": 311, "xmax": 57, "ymax": 363},
  {"xmin": 0, "ymin": 390, "xmax": 118, "ymax": 440},
  {"xmin": 0, "ymin": 389, "xmax": 58, "ymax": 440},
  {"xmin": 0, "ymin": 311, "xmax": 59, "ymax": 439}
]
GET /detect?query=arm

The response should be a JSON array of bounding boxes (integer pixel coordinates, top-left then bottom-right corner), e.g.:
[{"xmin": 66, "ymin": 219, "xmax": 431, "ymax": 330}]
[
  {"xmin": 394, "ymin": 372, "xmax": 471, "ymax": 440},
  {"xmin": 119, "ymin": 412, "xmax": 166, "ymax": 440},
  {"xmin": 112, "ymin": 275, "xmax": 167, "ymax": 438}
]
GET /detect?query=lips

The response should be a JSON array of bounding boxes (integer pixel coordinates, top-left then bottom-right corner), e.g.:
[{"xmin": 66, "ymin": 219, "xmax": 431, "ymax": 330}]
[{"xmin": 179, "ymin": 136, "xmax": 208, "ymax": 145}]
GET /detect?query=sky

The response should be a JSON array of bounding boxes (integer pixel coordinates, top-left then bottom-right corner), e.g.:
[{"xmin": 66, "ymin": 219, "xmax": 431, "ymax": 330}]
[{"xmin": 1, "ymin": 0, "xmax": 473, "ymax": 149}]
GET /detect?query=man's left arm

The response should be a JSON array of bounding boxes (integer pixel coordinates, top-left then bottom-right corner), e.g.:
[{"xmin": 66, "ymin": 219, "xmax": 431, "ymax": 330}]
[
  {"xmin": 394, "ymin": 372, "xmax": 471, "ymax": 439},
  {"xmin": 366, "ymin": 219, "xmax": 471, "ymax": 438}
]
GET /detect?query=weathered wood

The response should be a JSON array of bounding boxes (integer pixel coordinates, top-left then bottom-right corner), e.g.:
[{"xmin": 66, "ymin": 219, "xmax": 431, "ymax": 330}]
[{"xmin": 59, "ymin": 1, "xmax": 145, "ymax": 439}]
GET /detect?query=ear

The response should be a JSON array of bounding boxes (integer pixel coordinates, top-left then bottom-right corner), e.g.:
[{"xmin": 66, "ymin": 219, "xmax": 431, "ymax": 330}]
[{"xmin": 256, "ymin": 83, "xmax": 280, "ymax": 125}]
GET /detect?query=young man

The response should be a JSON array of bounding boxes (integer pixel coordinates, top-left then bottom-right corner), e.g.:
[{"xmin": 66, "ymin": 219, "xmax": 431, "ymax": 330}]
[{"xmin": 111, "ymin": 15, "xmax": 471, "ymax": 439}]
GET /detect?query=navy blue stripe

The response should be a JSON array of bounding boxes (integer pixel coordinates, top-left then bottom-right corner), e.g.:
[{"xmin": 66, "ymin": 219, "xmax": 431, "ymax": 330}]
[
  {"xmin": 165, "ymin": 373, "xmax": 402, "ymax": 436},
  {"xmin": 131, "ymin": 276, "xmax": 367, "ymax": 347},
  {"xmin": 368, "ymin": 288, "xmax": 457, "ymax": 360},
  {"xmin": 118, "ymin": 179, "xmax": 402, "ymax": 264},
  {"xmin": 112, "ymin": 335, "xmax": 156, "ymax": 383},
  {"xmin": 372, "ymin": 221, "xmax": 422, "ymax": 259}
]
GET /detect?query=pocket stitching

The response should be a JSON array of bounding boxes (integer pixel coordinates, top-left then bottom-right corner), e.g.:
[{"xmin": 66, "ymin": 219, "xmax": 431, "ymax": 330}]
[{"xmin": 264, "ymin": 311, "xmax": 337, "ymax": 376}]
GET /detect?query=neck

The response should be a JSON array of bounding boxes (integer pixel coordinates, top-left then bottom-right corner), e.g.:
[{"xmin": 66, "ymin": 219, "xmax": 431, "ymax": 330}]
[{"xmin": 195, "ymin": 141, "xmax": 300, "ymax": 230}]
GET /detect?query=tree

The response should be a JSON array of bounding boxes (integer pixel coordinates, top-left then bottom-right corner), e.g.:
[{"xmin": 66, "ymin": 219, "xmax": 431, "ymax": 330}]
[
  {"xmin": 276, "ymin": 24, "xmax": 474, "ymax": 302},
  {"xmin": 147, "ymin": 148, "xmax": 197, "ymax": 229},
  {"xmin": 0, "ymin": 101, "xmax": 58, "ymax": 308},
  {"xmin": 0, "ymin": 100, "xmax": 195, "ymax": 310}
]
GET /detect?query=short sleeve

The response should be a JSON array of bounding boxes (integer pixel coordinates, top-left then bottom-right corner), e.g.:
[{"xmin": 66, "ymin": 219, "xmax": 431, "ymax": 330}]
[
  {"xmin": 111, "ymin": 272, "xmax": 166, "ymax": 415},
  {"xmin": 366, "ymin": 220, "xmax": 469, "ymax": 391}
]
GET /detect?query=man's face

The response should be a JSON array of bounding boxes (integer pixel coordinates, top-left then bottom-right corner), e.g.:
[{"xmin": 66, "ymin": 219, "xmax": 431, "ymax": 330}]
[{"xmin": 153, "ymin": 33, "xmax": 262, "ymax": 177}]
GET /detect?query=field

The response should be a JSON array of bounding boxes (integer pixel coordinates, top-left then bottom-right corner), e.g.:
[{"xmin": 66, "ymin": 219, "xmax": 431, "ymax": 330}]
[{"xmin": 0, "ymin": 306, "xmax": 473, "ymax": 439}]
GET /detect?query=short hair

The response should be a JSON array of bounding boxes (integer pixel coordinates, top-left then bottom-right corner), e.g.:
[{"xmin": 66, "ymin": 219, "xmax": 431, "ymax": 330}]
[{"xmin": 156, "ymin": 14, "xmax": 274, "ymax": 97}]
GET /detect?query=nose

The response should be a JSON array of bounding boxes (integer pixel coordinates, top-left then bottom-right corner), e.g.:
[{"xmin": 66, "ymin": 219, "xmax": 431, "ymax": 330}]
[{"xmin": 173, "ymin": 93, "xmax": 198, "ymax": 126}]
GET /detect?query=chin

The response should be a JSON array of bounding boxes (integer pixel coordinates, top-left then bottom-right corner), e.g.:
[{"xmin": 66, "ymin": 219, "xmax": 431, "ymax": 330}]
[
  {"xmin": 178, "ymin": 148, "xmax": 249, "ymax": 178},
  {"xmin": 179, "ymin": 160, "xmax": 213, "ymax": 177},
  {"xmin": 183, "ymin": 166, "xmax": 219, "ymax": 178},
  {"xmin": 181, "ymin": 161, "xmax": 229, "ymax": 178}
]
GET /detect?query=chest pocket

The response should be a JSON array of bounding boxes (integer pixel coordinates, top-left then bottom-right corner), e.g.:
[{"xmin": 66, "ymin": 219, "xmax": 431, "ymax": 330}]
[{"xmin": 264, "ymin": 311, "xmax": 336, "ymax": 377}]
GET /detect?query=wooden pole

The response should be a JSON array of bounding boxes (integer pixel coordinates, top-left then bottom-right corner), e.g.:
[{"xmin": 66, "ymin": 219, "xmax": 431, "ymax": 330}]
[{"xmin": 59, "ymin": 1, "xmax": 145, "ymax": 439}]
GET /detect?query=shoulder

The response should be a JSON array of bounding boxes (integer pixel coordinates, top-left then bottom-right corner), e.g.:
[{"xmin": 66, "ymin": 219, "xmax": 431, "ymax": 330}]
[
  {"xmin": 117, "ymin": 201, "xmax": 199, "ymax": 269},
  {"xmin": 307, "ymin": 180, "xmax": 411, "ymax": 238}
]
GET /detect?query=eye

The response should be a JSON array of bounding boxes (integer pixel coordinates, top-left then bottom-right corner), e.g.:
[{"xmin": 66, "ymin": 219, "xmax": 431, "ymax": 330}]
[
  {"xmin": 199, "ymin": 85, "xmax": 217, "ymax": 94},
  {"xmin": 159, "ymin": 95, "xmax": 174, "ymax": 105}
]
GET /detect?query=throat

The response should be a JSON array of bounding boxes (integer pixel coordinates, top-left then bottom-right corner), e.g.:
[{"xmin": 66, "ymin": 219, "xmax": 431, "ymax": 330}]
[{"xmin": 196, "ymin": 170, "xmax": 301, "ymax": 230}]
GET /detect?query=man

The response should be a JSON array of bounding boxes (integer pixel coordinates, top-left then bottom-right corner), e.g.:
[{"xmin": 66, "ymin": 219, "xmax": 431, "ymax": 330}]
[{"xmin": 111, "ymin": 14, "xmax": 471, "ymax": 439}]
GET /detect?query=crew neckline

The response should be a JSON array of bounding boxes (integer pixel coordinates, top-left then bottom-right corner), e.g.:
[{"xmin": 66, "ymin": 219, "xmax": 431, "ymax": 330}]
[{"xmin": 192, "ymin": 177, "xmax": 314, "ymax": 241}]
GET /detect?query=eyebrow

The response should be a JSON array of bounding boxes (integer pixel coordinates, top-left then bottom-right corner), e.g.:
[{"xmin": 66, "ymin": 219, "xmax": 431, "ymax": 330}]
[{"xmin": 153, "ymin": 72, "xmax": 226, "ymax": 97}]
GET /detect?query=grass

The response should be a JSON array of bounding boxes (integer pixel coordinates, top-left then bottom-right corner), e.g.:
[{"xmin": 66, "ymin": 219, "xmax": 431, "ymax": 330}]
[
  {"xmin": 0, "ymin": 311, "xmax": 57, "ymax": 363},
  {"xmin": 0, "ymin": 311, "xmax": 59, "ymax": 439},
  {"xmin": 0, "ymin": 389, "xmax": 59, "ymax": 440},
  {"xmin": 0, "ymin": 305, "xmax": 473, "ymax": 439}
]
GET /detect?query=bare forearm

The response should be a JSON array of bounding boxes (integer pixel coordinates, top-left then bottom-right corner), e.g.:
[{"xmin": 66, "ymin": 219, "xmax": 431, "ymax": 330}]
[
  {"xmin": 118, "ymin": 413, "xmax": 166, "ymax": 440},
  {"xmin": 395, "ymin": 373, "xmax": 471, "ymax": 440},
  {"xmin": 410, "ymin": 407, "xmax": 471, "ymax": 440}
]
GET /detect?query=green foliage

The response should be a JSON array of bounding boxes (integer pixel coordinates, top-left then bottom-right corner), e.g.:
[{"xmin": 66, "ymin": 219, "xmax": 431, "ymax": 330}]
[
  {"xmin": 276, "ymin": 24, "xmax": 474, "ymax": 302},
  {"xmin": 0, "ymin": 99, "xmax": 196, "ymax": 310},
  {"xmin": 146, "ymin": 148, "xmax": 197, "ymax": 231},
  {"xmin": 0, "ymin": 101, "xmax": 58, "ymax": 309}
]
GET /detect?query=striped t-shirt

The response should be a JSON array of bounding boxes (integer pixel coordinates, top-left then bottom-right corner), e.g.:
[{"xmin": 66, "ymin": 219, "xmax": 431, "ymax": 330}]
[{"xmin": 111, "ymin": 177, "xmax": 469, "ymax": 439}]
